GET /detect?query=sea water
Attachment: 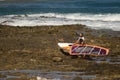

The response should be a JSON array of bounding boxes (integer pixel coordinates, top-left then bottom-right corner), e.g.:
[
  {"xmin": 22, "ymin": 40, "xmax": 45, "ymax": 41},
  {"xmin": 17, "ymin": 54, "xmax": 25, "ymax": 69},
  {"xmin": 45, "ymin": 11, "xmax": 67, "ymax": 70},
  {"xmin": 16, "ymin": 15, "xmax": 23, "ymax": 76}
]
[{"xmin": 0, "ymin": 0, "xmax": 120, "ymax": 31}]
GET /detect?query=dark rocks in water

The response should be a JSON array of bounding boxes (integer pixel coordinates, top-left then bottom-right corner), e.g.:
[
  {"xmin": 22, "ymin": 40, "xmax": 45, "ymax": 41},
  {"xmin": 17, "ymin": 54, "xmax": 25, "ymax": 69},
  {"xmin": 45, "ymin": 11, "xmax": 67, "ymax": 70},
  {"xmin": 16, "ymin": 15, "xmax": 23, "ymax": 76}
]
[
  {"xmin": 40, "ymin": 16, "xmax": 48, "ymax": 18},
  {"xmin": 73, "ymin": 77, "xmax": 82, "ymax": 80},
  {"xmin": 1, "ymin": 20, "xmax": 14, "ymax": 24},
  {"xmin": 52, "ymin": 57, "xmax": 63, "ymax": 62},
  {"xmin": 0, "ymin": 74, "xmax": 6, "ymax": 78},
  {"xmin": 24, "ymin": 14, "xmax": 28, "ymax": 17}
]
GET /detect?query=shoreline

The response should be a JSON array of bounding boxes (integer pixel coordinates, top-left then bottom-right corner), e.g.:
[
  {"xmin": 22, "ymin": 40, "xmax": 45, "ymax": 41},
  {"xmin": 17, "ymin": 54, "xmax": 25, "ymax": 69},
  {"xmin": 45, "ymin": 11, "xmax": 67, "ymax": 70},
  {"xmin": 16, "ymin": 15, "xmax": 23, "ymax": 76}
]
[
  {"xmin": 0, "ymin": 12, "xmax": 120, "ymax": 31},
  {"xmin": 0, "ymin": 25, "xmax": 120, "ymax": 79}
]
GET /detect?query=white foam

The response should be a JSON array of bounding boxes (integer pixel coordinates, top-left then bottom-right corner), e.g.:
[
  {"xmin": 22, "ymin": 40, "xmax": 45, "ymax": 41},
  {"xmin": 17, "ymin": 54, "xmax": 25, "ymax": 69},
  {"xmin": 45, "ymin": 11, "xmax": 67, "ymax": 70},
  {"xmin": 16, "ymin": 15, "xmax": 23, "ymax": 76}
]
[{"xmin": 0, "ymin": 13, "xmax": 120, "ymax": 31}]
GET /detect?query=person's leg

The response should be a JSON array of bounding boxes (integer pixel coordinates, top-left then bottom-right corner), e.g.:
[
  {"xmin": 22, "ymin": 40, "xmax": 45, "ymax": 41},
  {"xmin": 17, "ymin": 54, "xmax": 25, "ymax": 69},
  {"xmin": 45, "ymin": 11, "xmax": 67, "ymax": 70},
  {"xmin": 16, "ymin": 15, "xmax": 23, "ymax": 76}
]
[{"xmin": 80, "ymin": 39, "xmax": 83, "ymax": 44}]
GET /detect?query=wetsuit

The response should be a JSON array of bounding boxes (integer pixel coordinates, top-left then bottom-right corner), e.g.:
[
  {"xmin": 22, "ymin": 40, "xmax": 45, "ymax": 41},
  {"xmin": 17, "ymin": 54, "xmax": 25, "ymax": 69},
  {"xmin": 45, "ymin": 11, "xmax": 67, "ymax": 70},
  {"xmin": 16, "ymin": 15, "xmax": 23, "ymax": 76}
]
[{"xmin": 77, "ymin": 36, "xmax": 85, "ymax": 44}]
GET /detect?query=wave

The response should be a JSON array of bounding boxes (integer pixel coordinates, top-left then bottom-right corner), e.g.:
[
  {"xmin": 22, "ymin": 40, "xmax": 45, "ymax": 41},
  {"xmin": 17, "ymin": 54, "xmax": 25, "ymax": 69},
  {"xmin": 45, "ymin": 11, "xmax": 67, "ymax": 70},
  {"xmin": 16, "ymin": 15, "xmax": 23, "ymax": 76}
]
[{"xmin": 0, "ymin": 13, "xmax": 120, "ymax": 31}]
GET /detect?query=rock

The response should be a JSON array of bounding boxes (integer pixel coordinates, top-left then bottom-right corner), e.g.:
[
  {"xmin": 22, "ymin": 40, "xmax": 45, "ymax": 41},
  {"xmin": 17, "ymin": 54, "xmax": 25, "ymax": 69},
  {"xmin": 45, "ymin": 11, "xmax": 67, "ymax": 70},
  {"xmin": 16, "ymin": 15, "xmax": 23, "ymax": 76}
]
[
  {"xmin": 73, "ymin": 77, "xmax": 82, "ymax": 80},
  {"xmin": 30, "ymin": 59, "xmax": 36, "ymax": 62},
  {"xmin": 90, "ymin": 40, "xmax": 95, "ymax": 43},
  {"xmin": 52, "ymin": 57, "xmax": 63, "ymax": 62},
  {"xmin": 0, "ymin": 74, "xmax": 6, "ymax": 78},
  {"xmin": 58, "ymin": 38, "xmax": 64, "ymax": 42},
  {"xmin": 37, "ymin": 76, "xmax": 47, "ymax": 80},
  {"xmin": 116, "ymin": 45, "xmax": 119, "ymax": 47},
  {"xmin": 98, "ymin": 34, "xmax": 104, "ymax": 37}
]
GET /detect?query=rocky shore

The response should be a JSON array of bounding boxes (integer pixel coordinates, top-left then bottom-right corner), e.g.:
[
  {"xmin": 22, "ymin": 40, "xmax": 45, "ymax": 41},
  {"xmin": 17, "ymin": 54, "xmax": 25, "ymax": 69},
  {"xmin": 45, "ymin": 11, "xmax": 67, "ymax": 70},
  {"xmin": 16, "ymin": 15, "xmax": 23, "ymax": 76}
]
[{"xmin": 0, "ymin": 25, "xmax": 120, "ymax": 80}]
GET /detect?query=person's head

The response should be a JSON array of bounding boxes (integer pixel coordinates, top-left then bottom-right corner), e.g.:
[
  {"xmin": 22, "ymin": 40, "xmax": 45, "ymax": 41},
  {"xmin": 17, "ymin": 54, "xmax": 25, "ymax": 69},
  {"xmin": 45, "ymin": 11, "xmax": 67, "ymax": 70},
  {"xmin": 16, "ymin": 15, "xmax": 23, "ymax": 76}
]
[{"xmin": 79, "ymin": 33, "xmax": 83, "ymax": 37}]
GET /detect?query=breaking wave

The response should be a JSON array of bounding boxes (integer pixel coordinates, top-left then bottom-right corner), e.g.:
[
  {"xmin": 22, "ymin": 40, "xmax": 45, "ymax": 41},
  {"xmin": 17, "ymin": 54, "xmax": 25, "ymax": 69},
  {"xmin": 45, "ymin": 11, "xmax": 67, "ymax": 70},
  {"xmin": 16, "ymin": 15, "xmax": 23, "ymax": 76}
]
[{"xmin": 0, "ymin": 13, "xmax": 120, "ymax": 31}]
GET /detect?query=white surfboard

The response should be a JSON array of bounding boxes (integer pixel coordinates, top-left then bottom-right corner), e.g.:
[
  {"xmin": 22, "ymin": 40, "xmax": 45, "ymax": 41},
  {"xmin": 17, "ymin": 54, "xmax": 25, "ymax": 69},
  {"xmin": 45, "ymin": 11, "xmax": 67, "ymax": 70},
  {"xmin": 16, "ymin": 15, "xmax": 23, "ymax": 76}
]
[{"xmin": 58, "ymin": 43, "xmax": 73, "ymax": 48}]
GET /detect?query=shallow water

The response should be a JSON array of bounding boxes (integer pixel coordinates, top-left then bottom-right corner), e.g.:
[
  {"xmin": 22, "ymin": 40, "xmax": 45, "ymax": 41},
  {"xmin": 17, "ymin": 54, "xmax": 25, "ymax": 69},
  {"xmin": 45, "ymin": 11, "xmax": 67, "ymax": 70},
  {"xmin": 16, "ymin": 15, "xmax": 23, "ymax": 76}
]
[
  {"xmin": 93, "ymin": 57, "xmax": 120, "ymax": 64},
  {"xmin": 0, "ymin": 57, "xmax": 119, "ymax": 80},
  {"xmin": 0, "ymin": 70, "xmax": 96, "ymax": 80}
]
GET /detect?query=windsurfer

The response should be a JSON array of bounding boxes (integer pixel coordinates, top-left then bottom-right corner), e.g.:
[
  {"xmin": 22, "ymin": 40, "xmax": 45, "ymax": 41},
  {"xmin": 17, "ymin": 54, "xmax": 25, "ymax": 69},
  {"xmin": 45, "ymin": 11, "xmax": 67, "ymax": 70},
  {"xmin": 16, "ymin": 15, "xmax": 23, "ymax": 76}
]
[
  {"xmin": 74, "ymin": 33, "xmax": 86, "ymax": 58},
  {"xmin": 75, "ymin": 33, "xmax": 85, "ymax": 45}
]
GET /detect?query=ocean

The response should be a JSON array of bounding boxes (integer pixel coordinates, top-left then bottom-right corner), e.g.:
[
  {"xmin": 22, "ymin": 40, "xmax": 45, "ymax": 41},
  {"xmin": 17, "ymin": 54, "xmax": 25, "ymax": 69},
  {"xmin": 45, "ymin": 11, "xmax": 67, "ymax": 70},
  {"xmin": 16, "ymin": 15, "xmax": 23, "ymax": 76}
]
[{"xmin": 0, "ymin": 0, "xmax": 120, "ymax": 31}]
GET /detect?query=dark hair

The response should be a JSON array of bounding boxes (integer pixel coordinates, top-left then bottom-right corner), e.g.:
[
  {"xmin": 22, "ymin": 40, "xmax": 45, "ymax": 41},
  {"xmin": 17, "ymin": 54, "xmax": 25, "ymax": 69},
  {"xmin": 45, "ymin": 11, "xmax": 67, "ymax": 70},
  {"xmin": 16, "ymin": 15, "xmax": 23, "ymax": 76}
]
[{"xmin": 80, "ymin": 33, "xmax": 84, "ymax": 36}]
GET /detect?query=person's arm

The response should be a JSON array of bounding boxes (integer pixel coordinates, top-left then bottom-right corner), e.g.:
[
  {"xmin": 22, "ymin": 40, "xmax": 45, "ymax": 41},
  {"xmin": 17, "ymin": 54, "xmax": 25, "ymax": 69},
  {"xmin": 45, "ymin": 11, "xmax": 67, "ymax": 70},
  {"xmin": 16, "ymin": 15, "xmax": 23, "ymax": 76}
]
[{"xmin": 74, "ymin": 37, "xmax": 80, "ymax": 44}]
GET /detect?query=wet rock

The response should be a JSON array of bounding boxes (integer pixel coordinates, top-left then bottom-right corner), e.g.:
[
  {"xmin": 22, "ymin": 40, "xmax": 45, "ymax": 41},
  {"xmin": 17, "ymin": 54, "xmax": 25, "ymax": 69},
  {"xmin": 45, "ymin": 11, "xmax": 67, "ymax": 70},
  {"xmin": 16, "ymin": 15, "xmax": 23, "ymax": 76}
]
[
  {"xmin": 90, "ymin": 40, "xmax": 95, "ymax": 43},
  {"xmin": 0, "ymin": 74, "xmax": 6, "ymax": 78},
  {"xmin": 73, "ymin": 77, "xmax": 82, "ymax": 80},
  {"xmin": 24, "ymin": 14, "xmax": 28, "ymax": 17},
  {"xmin": 98, "ymin": 34, "xmax": 104, "ymax": 37},
  {"xmin": 7, "ymin": 78, "xmax": 30, "ymax": 80},
  {"xmin": 63, "ymin": 75, "xmax": 71, "ymax": 79},
  {"xmin": 30, "ymin": 59, "xmax": 36, "ymax": 62},
  {"xmin": 116, "ymin": 45, "xmax": 119, "ymax": 47},
  {"xmin": 37, "ymin": 76, "xmax": 47, "ymax": 80},
  {"xmin": 105, "ymin": 43, "xmax": 110, "ymax": 46},
  {"xmin": 30, "ymin": 76, "xmax": 37, "ymax": 80},
  {"xmin": 58, "ymin": 38, "xmax": 64, "ymax": 42},
  {"xmin": 52, "ymin": 57, "xmax": 63, "ymax": 62},
  {"xmin": 0, "ymin": 51, "xmax": 3, "ymax": 54}
]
